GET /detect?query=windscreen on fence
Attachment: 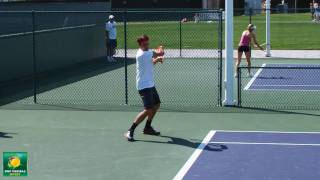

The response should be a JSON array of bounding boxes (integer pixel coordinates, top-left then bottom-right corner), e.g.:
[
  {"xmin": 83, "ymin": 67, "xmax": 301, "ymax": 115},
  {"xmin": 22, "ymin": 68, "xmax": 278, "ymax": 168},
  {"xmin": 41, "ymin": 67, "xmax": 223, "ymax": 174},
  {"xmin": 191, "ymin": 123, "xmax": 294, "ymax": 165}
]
[
  {"xmin": 0, "ymin": 11, "xmax": 35, "ymax": 106},
  {"xmin": 33, "ymin": 11, "xmax": 127, "ymax": 108}
]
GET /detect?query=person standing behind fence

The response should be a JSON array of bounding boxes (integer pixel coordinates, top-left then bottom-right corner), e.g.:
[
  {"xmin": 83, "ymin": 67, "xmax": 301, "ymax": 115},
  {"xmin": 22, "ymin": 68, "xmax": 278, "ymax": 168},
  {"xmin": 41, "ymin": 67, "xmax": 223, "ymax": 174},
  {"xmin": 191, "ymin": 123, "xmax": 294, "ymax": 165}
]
[
  {"xmin": 314, "ymin": 3, "xmax": 320, "ymax": 22},
  {"xmin": 106, "ymin": 15, "xmax": 117, "ymax": 62},
  {"xmin": 236, "ymin": 24, "xmax": 264, "ymax": 77},
  {"xmin": 311, "ymin": 2, "xmax": 315, "ymax": 20}
]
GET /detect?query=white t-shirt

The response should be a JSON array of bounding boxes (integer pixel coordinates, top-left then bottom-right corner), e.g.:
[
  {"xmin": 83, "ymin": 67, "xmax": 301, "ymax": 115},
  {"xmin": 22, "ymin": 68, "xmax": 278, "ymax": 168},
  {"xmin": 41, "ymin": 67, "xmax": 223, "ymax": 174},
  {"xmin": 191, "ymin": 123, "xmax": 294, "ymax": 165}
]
[
  {"xmin": 106, "ymin": 21, "xmax": 117, "ymax": 40},
  {"xmin": 136, "ymin": 49, "xmax": 155, "ymax": 90}
]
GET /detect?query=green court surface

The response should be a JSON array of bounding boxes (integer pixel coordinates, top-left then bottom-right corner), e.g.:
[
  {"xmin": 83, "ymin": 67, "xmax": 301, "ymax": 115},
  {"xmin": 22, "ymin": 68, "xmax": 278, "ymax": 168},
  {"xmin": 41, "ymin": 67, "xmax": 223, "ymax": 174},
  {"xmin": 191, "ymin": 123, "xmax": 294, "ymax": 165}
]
[{"xmin": 1, "ymin": 109, "xmax": 320, "ymax": 180}]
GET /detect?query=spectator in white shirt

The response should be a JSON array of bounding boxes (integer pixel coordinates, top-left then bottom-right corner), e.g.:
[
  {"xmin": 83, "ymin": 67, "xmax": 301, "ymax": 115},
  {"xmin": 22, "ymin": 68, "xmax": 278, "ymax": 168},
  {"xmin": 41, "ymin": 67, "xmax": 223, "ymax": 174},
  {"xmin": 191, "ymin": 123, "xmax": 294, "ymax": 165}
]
[{"xmin": 105, "ymin": 15, "xmax": 117, "ymax": 62}]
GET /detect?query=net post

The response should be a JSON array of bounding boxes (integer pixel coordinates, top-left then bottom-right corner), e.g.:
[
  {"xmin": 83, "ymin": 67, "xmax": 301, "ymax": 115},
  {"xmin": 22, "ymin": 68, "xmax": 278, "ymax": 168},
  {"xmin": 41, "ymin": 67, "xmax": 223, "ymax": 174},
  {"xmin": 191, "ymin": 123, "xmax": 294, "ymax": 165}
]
[
  {"xmin": 32, "ymin": 10, "xmax": 38, "ymax": 104},
  {"xmin": 237, "ymin": 67, "xmax": 242, "ymax": 107},
  {"xmin": 218, "ymin": 10, "xmax": 223, "ymax": 107},
  {"xmin": 265, "ymin": 0, "xmax": 271, "ymax": 57},
  {"xmin": 223, "ymin": 0, "xmax": 235, "ymax": 106},
  {"xmin": 124, "ymin": 10, "xmax": 128, "ymax": 105}
]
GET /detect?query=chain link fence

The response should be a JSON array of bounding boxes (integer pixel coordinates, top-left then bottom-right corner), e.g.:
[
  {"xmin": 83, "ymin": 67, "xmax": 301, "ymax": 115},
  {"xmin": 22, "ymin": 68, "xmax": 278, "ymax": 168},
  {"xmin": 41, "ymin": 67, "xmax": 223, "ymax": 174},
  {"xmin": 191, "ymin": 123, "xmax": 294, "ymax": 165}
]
[
  {"xmin": 0, "ymin": 10, "xmax": 223, "ymax": 112},
  {"xmin": 0, "ymin": 11, "xmax": 35, "ymax": 105},
  {"xmin": 2, "ymin": 8, "xmax": 320, "ymax": 111},
  {"xmin": 237, "ymin": 65, "xmax": 320, "ymax": 110},
  {"xmin": 125, "ymin": 11, "xmax": 222, "ymax": 111},
  {"xmin": 234, "ymin": 7, "xmax": 320, "ymax": 110},
  {"xmin": 234, "ymin": 8, "xmax": 320, "ymax": 50}
]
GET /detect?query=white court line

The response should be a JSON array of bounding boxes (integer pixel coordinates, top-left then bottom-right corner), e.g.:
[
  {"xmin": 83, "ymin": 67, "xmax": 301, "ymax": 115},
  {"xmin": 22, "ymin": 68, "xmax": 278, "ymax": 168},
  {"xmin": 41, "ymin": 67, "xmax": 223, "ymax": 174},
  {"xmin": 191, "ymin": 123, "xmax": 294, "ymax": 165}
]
[
  {"xmin": 173, "ymin": 130, "xmax": 216, "ymax": 180},
  {"xmin": 209, "ymin": 141, "xmax": 320, "ymax": 146},
  {"xmin": 251, "ymin": 85, "xmax": 320, "ymax": 87},
  {"xmin": 215, "ymin": 130, "xmax": 320, "ymax": 134},
  {"xmin": 173, "ymin": 130, "xmax": 320, "ymax": 179},
  {"xmin": 243, "ymin": 88, "xmax": 320, "ymax": 92},
  {"xmin": 244, "ymin": 63, "xmax": 266, "ymax": 90}
]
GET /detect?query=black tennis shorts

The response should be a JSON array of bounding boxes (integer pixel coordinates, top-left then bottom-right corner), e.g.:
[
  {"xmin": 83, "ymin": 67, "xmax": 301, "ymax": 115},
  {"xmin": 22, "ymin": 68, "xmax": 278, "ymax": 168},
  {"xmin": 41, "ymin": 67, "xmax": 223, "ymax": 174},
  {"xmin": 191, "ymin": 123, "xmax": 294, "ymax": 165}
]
[
  {"xmin": 138, "ymin": 87, "xmax": 161, "ymax": 109},
  {"xmin": 238, "ymin": 46, "xmax": 250, "ymax": 53},
  {"xmin": 108, "ymin": 39, "xmax": 117, "ymax": 49}
]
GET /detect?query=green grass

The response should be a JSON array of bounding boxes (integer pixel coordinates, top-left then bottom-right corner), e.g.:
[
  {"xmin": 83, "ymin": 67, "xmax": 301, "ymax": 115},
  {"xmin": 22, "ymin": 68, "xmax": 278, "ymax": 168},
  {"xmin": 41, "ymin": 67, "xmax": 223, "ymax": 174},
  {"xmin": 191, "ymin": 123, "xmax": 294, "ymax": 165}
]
[{"xmin": 117, "ymin": 13, "xmax": 320, "ymax": 50}]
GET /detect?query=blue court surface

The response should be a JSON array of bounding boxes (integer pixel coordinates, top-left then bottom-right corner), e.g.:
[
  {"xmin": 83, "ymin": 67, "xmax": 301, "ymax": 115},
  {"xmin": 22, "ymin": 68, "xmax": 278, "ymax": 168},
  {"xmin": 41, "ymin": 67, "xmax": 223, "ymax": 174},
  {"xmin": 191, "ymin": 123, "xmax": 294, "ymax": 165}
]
[
  {"xmin": 244, "ymin": 64, "xmax": 320, "ymax": 91},
  {"xmin": 174, "ymin": 130, "xmax": 320, "ymax": 180}
]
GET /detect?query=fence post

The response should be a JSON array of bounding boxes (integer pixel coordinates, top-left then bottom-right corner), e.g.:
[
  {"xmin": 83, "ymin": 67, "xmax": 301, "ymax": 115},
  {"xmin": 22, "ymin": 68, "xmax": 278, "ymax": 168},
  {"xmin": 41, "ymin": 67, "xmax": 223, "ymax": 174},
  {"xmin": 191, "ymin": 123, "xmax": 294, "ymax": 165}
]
[
  {"xmin": 249, "ymin": 8, "xmax": 252, "ymax": 24},
  {"xmin": 124, "ymin": 10, "xmax": 128, "ymax": 105},
  {"xmin": 218, "ymin": 10, "xmax": 223, "ymax": 107},
  {"xmin": 265, "ymin": 0, "xmax": 271, "ymax": 57},
  {"xmin": 179, "ymin": 12, "xmax": 182, "ymax": 57},
  {"xmin": 237, "ymin": 67, "xmax": 242, "ymax": 107},
  {"xmin": 32, "ymin": 10, "xmax": 38, "ymax": 104}
]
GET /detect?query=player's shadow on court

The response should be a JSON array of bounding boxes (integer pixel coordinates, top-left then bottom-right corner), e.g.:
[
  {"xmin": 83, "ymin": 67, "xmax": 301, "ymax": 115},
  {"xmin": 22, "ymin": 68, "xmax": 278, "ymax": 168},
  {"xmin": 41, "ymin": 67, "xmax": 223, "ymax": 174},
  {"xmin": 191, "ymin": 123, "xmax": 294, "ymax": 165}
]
[
  {"xmin": 137, "ymin": 135, "xmax": 228, "ymax": 151},
  {"xmin": 256, "ymin": 76, "xmax": 291, "ymax": 80},
  {"xmin": 0, "ymin": 132, "xmax": 17, "ymax": 138}
]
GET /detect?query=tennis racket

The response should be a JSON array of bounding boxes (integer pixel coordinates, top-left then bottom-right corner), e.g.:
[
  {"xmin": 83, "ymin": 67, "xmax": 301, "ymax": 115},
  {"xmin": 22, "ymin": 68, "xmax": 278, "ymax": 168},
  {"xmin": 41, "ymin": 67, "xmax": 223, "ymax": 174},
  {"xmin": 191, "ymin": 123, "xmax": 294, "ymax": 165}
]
[
  {"xmin": 259, "ymin": 43, "xmax": 266, "ymax": 47},
  {"xmin": 254, "ymin": 43, "xmax": 266, "ymax": 52}
]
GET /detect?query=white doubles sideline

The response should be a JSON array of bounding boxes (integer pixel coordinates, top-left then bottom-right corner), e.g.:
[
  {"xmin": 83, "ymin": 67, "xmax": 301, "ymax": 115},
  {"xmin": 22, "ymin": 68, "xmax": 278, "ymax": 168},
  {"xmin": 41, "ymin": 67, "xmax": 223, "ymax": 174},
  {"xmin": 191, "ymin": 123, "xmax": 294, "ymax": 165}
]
[
  {"xmin": 244, "ymin": 63, "xmax": 266, "ymax": 90},
  {"xmin": 172, "ymin": 130, "xmax": 216, "ymax": 180},
  {"xmin": 173, "ymin": 130, "xmax": 320, "ymax": 180}
]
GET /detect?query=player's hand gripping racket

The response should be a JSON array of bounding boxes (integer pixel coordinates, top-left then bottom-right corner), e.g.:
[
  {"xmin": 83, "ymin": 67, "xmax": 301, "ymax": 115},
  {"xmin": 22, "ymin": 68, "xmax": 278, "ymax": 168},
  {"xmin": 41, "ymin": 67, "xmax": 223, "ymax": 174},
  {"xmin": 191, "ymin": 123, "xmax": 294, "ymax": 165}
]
[
  {"xmin": 258, "ymin": 43, "xmax": 267, "ymax": 52},
  {"xmin": 155, "ymin": 45, "xmax": 165, "ymax": 63}
]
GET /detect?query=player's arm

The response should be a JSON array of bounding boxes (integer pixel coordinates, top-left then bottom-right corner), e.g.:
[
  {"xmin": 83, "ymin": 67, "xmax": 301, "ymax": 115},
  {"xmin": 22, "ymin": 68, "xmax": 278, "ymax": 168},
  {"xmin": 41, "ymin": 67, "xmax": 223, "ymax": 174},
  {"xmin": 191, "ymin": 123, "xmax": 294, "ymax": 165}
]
[
  {"xmin": 152, "ymin": 46, "xmax": 165, "ymax": 64},
  {"xmin": 153, "ymin": 46, "xmax": 165, "ymax": 57},
  {"xmin": 153, "ymin": 51, "xmax": 161, "ymax": 58},
  {"xmin": 153, "ymin": 56, "xmax": 164, "ymax": 65},
  {"xmin": 153, "ymin": 47, "xmax": 164, "ymax": 58},
  {"xmin": 251, "ymin": 33, "xmax": 264, "ymax": 50}
]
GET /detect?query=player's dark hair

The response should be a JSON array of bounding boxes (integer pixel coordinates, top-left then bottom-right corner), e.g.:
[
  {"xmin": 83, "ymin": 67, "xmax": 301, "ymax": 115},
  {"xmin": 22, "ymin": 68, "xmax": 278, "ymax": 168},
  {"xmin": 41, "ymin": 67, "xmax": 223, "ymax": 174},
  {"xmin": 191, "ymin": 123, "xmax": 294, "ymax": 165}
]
[{"xmin": 137, "ymin": 35, "xmax": 149, "ymax": 45}]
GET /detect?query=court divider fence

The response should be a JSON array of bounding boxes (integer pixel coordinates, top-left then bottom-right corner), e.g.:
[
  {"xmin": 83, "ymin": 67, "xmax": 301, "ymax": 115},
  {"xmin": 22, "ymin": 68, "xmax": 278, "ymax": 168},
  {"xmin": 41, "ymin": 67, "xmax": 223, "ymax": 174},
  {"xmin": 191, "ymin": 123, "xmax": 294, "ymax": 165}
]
[
  {"xmin": 1, "ymin": 8, "xmax": 320, "ymax": 111},
  {"xmin": 237, "ymin": 66, "xmax": 320, "ymax": 110},
  {"xmin": 0, "ymin": 10, "xmax": 223, "ymax": 112}
]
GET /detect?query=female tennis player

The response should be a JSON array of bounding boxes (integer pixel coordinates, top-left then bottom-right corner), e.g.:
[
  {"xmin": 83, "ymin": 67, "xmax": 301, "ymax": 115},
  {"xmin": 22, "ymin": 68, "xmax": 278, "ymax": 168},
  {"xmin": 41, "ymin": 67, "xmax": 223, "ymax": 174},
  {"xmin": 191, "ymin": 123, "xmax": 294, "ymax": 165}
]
[
  {"xmin": 236, "ymin": 24, "xmax": 264, "ymax": 77},
  {"xmin": 124, "ymin": 35, "xmax": 164, "ymax": 141}
]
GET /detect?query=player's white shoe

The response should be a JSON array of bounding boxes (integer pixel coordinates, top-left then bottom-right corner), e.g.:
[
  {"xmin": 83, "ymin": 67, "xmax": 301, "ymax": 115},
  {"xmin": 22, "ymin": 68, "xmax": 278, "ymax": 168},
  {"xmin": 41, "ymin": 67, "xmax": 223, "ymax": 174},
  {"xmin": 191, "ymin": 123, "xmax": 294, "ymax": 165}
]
[{"xmin": 124, "ymin": 131, "xmax": 134, "ymax": 142}]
